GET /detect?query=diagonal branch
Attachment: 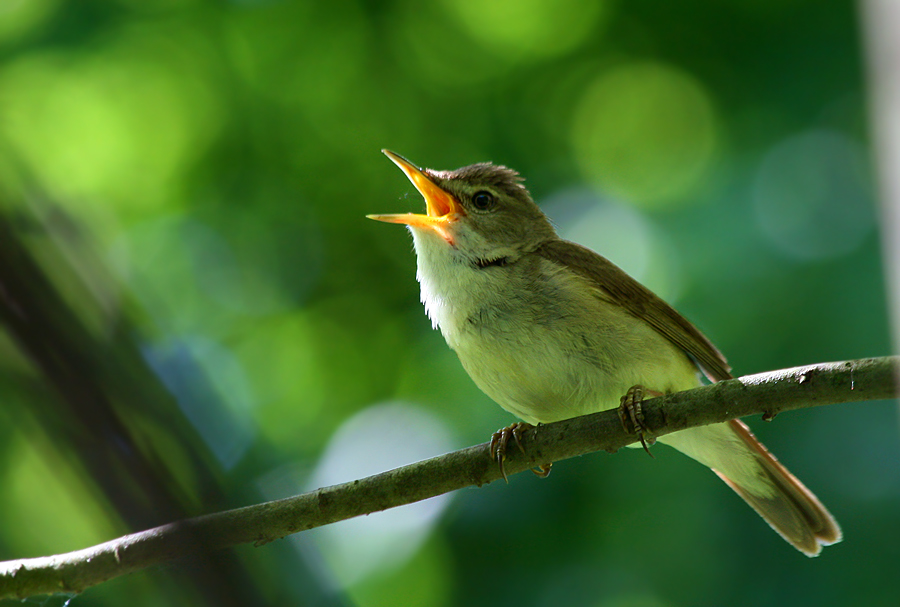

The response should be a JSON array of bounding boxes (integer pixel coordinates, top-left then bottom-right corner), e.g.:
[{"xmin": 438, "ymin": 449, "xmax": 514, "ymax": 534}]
[{"xmin": 1, "ymin": 356, "xmax": 897, "ymax": 600}]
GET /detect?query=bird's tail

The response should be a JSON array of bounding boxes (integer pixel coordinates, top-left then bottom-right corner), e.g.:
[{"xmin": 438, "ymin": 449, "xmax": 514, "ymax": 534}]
[{"xmin": 660, "ymin": 419, "xmax": 841, "ymax": 556}]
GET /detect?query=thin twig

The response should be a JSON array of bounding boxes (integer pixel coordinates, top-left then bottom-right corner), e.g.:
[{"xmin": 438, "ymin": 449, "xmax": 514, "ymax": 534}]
[{"xmin": 1, "ymin": 356, "xmax": 896, "ymax": 600}]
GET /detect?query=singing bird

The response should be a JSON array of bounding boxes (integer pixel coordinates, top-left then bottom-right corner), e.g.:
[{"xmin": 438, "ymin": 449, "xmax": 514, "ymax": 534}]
[{"xmin": 368, "ymin": 150, "xmax": 841, "ymax": 556}]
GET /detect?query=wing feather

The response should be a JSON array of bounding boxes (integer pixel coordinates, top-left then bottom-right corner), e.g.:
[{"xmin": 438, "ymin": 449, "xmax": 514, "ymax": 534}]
[{"xmin": 535, "ymin": 239, "xmax": 732, "ymax": 382}]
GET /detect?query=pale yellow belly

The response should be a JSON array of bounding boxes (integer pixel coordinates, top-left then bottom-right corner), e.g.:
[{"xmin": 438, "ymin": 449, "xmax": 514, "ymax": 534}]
[{"xmin": 452, "ymin": 298, "xmax": 702, "ymax": 425}]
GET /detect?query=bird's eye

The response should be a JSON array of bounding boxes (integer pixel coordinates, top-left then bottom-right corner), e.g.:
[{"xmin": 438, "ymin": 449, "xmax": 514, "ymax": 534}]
[{"xmin": 471, "ymin": 191, "xmax": 496, "ymax": 211}]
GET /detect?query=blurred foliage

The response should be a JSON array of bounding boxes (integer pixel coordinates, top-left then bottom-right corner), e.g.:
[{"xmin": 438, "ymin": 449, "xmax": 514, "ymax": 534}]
[{"xmin": 0, "ymin": 0, "xmax": 896, "ymax": 606}]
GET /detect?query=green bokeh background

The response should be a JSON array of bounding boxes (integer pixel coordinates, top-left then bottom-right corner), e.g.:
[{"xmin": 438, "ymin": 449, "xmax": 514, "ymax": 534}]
[{"xmin": 0, "ymin": 1, "xmax": 896, "ymax": 606}]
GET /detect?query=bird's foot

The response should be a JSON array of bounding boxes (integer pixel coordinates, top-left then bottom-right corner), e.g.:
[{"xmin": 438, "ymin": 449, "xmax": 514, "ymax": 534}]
[
  {"xmin": 489, "ymin": 422, "xmax": 553, "ymax": 482},
  {"xmin": 618, "ymin": 385, "xmax": 659, "ymax": 458}
]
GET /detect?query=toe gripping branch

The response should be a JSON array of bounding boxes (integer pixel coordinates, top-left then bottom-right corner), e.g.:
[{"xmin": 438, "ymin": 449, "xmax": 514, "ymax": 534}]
[
  {"xmin": 489, "ymin": 422, "xmax": 553, "ymax": 482},
  {"xmin": 618, "ymin": 385, "xmax": 658, "ymax": 457},
  {"xmin": 490, "ymin": 385, "xmax": 659, "ymax": 481}
]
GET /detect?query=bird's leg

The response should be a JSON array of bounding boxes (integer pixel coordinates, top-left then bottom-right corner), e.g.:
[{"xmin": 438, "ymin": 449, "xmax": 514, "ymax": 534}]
[
  {"xmin": 618, "ymin": 385, "xmax": 661, "ymax": 457},
  {"xmin": 489, "ymin": 422, "xmax": 553, "ymax": 482}
]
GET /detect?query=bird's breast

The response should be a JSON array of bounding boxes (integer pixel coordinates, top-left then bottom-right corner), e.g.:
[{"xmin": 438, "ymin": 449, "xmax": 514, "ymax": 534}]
[{"xmin": 412, "ymin": 236, "xmax": 699, "ymax": 424}]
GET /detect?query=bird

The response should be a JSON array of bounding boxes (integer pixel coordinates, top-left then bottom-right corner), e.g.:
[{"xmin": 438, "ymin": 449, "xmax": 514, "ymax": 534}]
[{"xmin": 368, "ymin": 149, "xmax": 841, "ymax": 556}]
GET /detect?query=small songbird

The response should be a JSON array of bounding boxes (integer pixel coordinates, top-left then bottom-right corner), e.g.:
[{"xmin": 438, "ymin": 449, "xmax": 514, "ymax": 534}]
[{"xmin": 368, "ymin": 150, "xmax": 841, "ymax": 556}]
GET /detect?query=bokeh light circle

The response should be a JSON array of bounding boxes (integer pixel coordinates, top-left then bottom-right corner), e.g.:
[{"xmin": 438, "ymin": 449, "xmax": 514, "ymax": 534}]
[
  {"xmin": 441, "ymin": 0, "xmax": 609, "ymax": 60},
  {"xmin": 570, "ymin": 62, "xmax": 719, "ymax": 209},
  {"xmin": 753, "ymin": 129, "xmax": 874, "ymax": 260},
  {"xmin": 306, "ymin": 402, "xmax": 455, "ymax": 585}
]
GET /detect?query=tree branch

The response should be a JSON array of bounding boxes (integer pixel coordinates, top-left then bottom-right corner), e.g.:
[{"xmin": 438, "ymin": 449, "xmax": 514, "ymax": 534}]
[{"xmin": 1, "ymin": 356, "xmax": 897, "ymax": 599}]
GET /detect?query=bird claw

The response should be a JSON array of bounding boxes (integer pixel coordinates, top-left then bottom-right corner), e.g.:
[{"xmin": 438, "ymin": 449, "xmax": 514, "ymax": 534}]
[
  {"xmin": 489, "ymin": 422, "xmax": 553, "ymax": 482},
  {"xmin": 618, "ymin": 385, "xmax": 657, "ymax": 458},
  {"xmin": 531, "ymin": 462, "xmax": 553, "ymax": 477}
]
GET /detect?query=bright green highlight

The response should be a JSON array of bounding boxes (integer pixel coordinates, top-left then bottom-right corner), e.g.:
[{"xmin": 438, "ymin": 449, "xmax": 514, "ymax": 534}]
[{"xmin": 571, "ymin": 62, "xmax": 719, "ymax": 208}]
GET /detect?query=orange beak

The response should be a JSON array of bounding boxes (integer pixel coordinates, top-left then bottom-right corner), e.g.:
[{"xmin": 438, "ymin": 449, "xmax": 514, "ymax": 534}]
[{"xmin": 368, "ymin": 150, "xmax": 465, "ymax": 244}]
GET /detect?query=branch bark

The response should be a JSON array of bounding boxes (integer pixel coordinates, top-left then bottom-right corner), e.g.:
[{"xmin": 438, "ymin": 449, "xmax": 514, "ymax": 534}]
[{"xmin": 1, "ymin": 356, "xmax": 897, "ymax": 600}]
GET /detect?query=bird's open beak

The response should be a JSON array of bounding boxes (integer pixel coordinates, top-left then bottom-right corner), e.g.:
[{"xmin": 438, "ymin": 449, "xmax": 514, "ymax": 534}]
[{"xmin": 368, "ymin": 150, "xmax": 464, "ymax": 243}]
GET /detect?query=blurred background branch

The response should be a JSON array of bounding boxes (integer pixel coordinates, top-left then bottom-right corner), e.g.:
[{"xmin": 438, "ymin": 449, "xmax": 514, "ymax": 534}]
[
  {"xmin": 1, "ymin": 355, "xmax": 896, "ymax": 600},
  {"xmin": 0, "ymin": 211, "xmax": 329, "ymax": 606}
]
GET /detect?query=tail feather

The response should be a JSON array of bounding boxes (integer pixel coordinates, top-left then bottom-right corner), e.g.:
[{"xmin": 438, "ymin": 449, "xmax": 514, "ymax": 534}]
[{"xmin": 660, "ymin": 420, "xmax": 841, "ymax": 556}]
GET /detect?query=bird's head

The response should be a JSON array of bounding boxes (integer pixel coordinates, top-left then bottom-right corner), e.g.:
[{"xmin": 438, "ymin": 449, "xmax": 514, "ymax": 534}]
[{"xmin": 369, "ymin": 150, "xmax": 556, "ymax": 266}]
